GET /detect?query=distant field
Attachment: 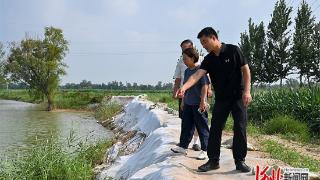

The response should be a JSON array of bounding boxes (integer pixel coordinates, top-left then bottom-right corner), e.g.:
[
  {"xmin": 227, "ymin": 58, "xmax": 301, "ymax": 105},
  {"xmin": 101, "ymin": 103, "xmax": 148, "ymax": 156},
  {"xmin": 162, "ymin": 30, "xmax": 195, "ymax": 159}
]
[{"xmin": 0, "ymin": 89, "xmax": 172, "ymax": 109}]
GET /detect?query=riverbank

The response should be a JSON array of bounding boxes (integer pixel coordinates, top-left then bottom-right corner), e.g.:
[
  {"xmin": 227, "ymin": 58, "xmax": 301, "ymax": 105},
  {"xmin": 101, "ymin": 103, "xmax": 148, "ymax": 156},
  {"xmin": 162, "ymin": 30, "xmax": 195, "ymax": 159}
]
[
  {"xmin": 94, "ymin": 95, "xmax": 320, "ymax": 180},
  {"xmin": 0, "ymin": 89, "xmax": 106, "ymax": 110},
  {"xmin": 0, "ymin": 89, "xmax": 172, "ymax": 111}
]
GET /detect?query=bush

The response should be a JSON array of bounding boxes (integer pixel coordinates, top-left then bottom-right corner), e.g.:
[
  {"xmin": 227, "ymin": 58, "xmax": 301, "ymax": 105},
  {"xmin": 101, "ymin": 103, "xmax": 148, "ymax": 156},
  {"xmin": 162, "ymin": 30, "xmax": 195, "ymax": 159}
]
[
  {"xmin": 54, "ymin": 91, "xmax": 106, "ymax": 110},
  {"xmin": 264, "ymin": 115, "xmax": 311, "ymax": 142},
  {"xmin": 0, "ymin": 134, "xmax": 112, "ymax": 180},
  {"xmin": 94, "ymin": 102, "xmax": 122, "ymax": 121},
  {"xmin": 249, "ymin": 87, "xmax": 320, "ymax": 135}
]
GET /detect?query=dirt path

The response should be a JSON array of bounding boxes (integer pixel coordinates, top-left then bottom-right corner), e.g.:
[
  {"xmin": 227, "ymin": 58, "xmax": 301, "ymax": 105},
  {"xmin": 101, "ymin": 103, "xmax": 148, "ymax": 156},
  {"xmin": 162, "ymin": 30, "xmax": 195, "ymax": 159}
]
[{"xmin": 163, "ymin": 134, "xmax": 288, "ymax": 180}]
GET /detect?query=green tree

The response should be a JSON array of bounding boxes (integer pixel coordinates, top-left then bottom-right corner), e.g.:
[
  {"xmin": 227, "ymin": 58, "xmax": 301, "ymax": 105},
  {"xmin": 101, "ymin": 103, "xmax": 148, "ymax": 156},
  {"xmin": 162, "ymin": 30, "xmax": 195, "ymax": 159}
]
[
  {"xmin": 291, "ymin": 0, "xmax": 315, "ymax": 86},
  {"xmin": 79, "ymin": 80, "xmax": 92, "ymax": 89},
  {"xmin": 312, "ymin": 22, "xmax": 320, "ymax": 82},
  {"xmin": 0, "ymin": 42, "xmax": 7, "ymax": 87},
  {"xmin": 266, "ymin": 0, "xmax": 293, "ymax": 86},
  {"xmin": 263, "ymin": 41, "xmax": 278, "ymax": 84},
  {"xmin": 5, "ymin": 27, "xmax": 69, "ymax": 111},
  {"xmin": 239, "ymin": 18, "xmax": 266, "ymax": 86},
  {"xmin": 0, "ymin": 42, "xmax": 4, "ymax": 61},
  {"xmin": 155, "ymin": 81, "xmax": 162, "ymax": 90}
]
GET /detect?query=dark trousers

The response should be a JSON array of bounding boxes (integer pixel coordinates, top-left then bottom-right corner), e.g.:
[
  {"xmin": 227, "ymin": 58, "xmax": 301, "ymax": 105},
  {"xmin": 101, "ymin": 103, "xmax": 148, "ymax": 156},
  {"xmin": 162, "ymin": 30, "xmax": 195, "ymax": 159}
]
[
  {"xmin": 178, "ymin": 98, "xmax": 183, "ymax": 119},
  {"xmin": 179, "ymin": 104, "xmax": 210, "ymax": 151},
  {"xmin": 207, "ymin": 98, "xmax": 248, "ymax": 162}
]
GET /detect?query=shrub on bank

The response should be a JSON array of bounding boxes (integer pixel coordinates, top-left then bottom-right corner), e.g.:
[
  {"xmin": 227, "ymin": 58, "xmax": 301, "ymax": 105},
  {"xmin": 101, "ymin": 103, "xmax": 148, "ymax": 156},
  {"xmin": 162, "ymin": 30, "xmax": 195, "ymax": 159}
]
[
  {"xmin": 264, "ymin": 115, "xmax": 311, "ymax": 142},
  {"xmin": 0, "ymin": 135, "xmax": 112, "ymax": 180},
  {"xmin": 94, "ymin": 102, "xmax": 123, "ymax": 121},
  {"xmin": 249, "ymin": 87, "xmax": 320, "ymax": 135}
]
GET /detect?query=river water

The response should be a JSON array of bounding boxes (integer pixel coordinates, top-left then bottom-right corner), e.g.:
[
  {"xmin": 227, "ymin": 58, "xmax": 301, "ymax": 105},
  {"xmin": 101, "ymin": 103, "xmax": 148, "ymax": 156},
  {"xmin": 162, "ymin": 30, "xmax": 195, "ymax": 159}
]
[{"xmin": 0, "ymin": 100, "xmax": 113, "ymax": 158}]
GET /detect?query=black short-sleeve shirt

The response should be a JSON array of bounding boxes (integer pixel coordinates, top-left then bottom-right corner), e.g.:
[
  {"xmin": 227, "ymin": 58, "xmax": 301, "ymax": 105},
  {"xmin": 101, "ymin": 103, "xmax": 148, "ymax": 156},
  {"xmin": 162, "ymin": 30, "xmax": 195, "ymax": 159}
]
[{"xmin": 200, "ymin": 43, "xmax": 248, "ymax": 101}]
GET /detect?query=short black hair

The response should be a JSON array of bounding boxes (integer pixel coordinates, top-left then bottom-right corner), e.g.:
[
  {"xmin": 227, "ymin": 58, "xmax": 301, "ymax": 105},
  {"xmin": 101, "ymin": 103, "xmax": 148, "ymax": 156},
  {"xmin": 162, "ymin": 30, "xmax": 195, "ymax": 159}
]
[
  {"xmin": 197, "ymin": 27, "xmax": 219, "ymax": 39},
  {"xmin": 180, "ymin": 39, "xmax": 193, "ymax": 47},
  {"xmin": 183, "ymin": 48, "xmax": 199, "ymax": 63}
]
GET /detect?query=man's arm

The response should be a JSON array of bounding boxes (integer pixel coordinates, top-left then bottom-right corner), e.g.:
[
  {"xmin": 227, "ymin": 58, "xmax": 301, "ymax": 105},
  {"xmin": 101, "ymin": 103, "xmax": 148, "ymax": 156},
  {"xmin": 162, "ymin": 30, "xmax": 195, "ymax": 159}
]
[
  {"xmin": 176, "ymin": 69, "xmax": 207, "ymax": 97},
  {"xmin": 172, "ymin": 59, "xmax": 181, "ymax": 98},
  {"xmin": 241, "ymin": 64, "xmax": 252, "ymax": 107},
  {"xmin": 173, "ymin": 78, "xmax": 181, "ymax": 98}
]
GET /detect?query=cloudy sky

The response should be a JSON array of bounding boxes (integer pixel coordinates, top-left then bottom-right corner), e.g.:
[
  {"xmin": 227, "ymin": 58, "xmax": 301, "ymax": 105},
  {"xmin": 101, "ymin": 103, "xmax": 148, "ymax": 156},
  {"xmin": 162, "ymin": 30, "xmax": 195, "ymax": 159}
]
[{"xmin": 1, "ymin": 0, "xmax": 320, "ymax": 85}]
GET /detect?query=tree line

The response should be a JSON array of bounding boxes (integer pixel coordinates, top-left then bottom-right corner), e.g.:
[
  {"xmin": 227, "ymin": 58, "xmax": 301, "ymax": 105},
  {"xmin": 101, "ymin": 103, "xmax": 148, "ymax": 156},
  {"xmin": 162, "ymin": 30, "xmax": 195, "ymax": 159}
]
[
  {"xmin": 239, "ymin": 0, "xmax": 320, "ymax": 87},
  {"xmin": 61, "ymin": 80, "xmax": 173, "ymax": 90},
  {"xmin": 0, "ymin": 80, "xmax": 174, "ymax": 90}
]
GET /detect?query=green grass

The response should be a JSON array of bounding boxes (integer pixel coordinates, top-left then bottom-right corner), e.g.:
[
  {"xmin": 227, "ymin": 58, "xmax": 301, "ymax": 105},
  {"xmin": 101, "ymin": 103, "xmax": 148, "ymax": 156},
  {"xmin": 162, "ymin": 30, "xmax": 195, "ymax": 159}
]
[
  {"xmin": 0, "ymin": 89, "xmax": 41, "ymax": 103},
  {"xmin": 224, "ymin": 116, "xmax": 262, "ymax": 135},
  {"xmin": 77, "ymin": 139, "xmax": 113, "ymax": 168},
  {"xmin": 264, "ymin": 115, "xmax": 311, "ymax": 142},
  {"xmin": 54, "ymin": 91, "xmax": 107, "ymax": 110},
  {"xmin": 0, "ymin": 134, "xmax": 113, "ymax": 180},
  {"xmin": 94, "ymin": 102, "xmax": 123, "ymax": 121},
  {"xmin": 0, "ymin": 89, "xmax": 106, "ymax": 110},
  {"xmin": 0, "ymin": 89, "xmax": 173, "ymax": 110},
  {"xmin": 225, "ymin": 115, "xmax": 312, "ymax": 142},
  {"xmin": 146, "ymin": 92, "xmax": 178, "ymax": 110},
  {"xmin": 249, "ymin": 86, "xmax": 320, "ymax": 135},
  {"xmin": 261, "ymin": 140, "xmax": 320, "ymax": 173}
]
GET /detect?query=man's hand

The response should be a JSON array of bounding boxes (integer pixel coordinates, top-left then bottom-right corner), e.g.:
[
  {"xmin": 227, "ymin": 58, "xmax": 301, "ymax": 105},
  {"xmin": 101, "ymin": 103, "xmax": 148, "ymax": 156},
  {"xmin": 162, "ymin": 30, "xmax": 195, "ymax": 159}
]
[
  {"xmin": 173, "ymin": 78, "xmax": 181, "ymax": 99},
  {"xmin": 242, "ymin": 92, "xmax": 252, "ymax": 107},
  {"xmin": 172, "ymin": 88, "xmax": 179, "ymax": 99},
  {"xmin": 199, "ymin": 100, "xmax": 206, "ymax": 112},
  {"xmin": 175, "ymin": 87, "xmax": 186, "ymax": 98}
]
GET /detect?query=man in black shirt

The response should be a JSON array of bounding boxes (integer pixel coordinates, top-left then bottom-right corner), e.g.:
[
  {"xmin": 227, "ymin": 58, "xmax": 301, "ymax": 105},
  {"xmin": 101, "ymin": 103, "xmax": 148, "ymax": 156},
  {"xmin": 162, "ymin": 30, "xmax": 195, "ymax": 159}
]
[{"xmin": 176, "ymin": 27, "xmax": 252, "ymax": 173}]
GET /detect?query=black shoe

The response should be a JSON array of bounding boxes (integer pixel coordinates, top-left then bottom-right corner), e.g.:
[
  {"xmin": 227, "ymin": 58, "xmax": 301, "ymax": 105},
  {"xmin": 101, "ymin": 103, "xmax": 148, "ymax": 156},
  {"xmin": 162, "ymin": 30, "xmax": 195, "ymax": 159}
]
[
  {"xmin": 198, "ymin": 159, "xmax": 220, "ymax": 172},
  {"xmin": 192, "ymin": 144, "xmax": 201, "ymax": 151},
  {"xmin": 235, "ymin": 161, "xmax": 251, "ymax": 173}
]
